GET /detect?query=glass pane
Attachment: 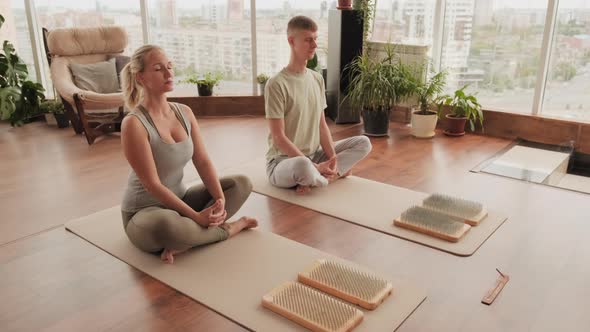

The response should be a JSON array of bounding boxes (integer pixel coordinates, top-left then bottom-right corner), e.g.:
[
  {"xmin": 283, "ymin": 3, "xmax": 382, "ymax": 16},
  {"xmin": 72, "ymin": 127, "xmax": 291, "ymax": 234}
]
[
  {"xmin": 255, "ymin": 0, "xmax": 330, "ymax": 83},
  {"xmin": 35, "ymin": 0, "xmax": 143, "ymax": 98},
  {"xmin": 371, "ymin": 0, "xmax": 437, "ymax": 48},
  {"xmin": 441, "ymin": 0, "xmax": 547, "ymax": 114},
  {"xmin": 0, "ymin": 0, "xmax": 37, "ymax": 82},
  {"xmin": 149, "ymin": 0, "xmax": 253, "ymax": 96},
  {"xmin": 542, "ymin": 0, "xmax": 590, "ymax": 121}
]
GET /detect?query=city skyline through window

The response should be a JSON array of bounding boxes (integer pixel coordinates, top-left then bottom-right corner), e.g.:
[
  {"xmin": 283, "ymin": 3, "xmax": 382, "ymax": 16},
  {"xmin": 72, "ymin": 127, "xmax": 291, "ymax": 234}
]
[{"xmin": 3, "ymin": 0, "xmax": 590, "ymax": 121}]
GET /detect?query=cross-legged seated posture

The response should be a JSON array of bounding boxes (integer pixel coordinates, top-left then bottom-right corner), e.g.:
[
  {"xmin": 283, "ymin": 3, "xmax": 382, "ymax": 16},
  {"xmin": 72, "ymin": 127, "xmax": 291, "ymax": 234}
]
[
  {"xmin": 120, "ymin": 45, "xmax": 257, "ymax": 264},
  {"xmin": 265, "ymin": 16, "xmax": 372, "ymax": 194}
]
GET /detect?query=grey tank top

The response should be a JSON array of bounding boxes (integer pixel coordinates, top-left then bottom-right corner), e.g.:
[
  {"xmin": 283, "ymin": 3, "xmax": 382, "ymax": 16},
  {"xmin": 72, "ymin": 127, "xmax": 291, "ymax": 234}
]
[{"xmin": 121, "ymin": 102, "xmax": 193, "ymax": 213}]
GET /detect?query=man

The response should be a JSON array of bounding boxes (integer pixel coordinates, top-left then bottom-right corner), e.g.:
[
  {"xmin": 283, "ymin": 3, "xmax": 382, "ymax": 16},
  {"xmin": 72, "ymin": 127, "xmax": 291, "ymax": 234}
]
[{"xmin": 265, "ymin": 15, "xmax": 372, "ymax": 194}]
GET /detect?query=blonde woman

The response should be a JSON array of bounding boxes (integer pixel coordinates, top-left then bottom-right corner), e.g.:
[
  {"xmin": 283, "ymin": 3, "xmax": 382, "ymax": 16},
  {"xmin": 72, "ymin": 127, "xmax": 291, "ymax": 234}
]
[{"xmin": 120, "ymin": 45, "xmax": 257, "ymax": 264}]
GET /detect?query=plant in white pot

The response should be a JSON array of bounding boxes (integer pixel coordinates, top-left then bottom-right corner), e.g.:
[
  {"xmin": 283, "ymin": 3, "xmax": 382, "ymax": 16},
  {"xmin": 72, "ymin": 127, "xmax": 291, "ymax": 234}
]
[
  {"xmin": 257, "ymin": 73, "xmax": 269, "ymax": 96},
  {"xmin": 411, "ymin": 69, "xmax": 447, "ymax": 138},
  {"xmin": 436, "ymin": 85, "xmax": 483, "ymax": 136}
]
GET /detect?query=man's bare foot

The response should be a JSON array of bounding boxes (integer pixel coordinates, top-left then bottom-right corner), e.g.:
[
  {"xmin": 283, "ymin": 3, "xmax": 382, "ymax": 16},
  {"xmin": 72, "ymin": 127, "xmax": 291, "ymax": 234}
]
[
  {"xmin": 325, "ymin": 170, "xmax": 351, "ymax": 184},
  {"xmin": 295, "ymin": 185, "xmax": 311, "ymax": 195},
  {"xmin": 220, "ymin": 216, "xmax": 258, "ymax": 238},
  {"xmin": 160, "ymin": 248, "xmax": 188, "ymax": 264},
  {"xmin": 325, "ymin": 172, "xmax": 342, "ymax": 183}
]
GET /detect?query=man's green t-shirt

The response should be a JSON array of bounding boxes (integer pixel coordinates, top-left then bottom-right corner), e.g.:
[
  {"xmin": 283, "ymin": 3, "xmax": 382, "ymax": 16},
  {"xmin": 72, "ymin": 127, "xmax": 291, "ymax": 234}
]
[{"xmin": 265, "ymin": 67, "xmax": 327, "ymax": 162}]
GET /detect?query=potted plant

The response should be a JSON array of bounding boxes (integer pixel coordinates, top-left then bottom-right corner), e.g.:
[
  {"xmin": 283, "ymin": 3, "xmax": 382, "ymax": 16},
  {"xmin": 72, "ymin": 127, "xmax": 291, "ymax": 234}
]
[
  {"xmin": 40, "ymin": 99, "xmax": 69, "ymax": 128},
  {"xmin": 337, "ymin": 0, "xmax": 353, "ymax": 10},
  {"xmin": 436, "ymin": 85, "xmax": 483, "ymax": 136},
  {"xmin": 410, "ymin": 69, "xmax": 447, "ymax": 138},
  {"xmin": 307, "ymin": 51, "xmax": 328, "ymax": 88},
  {"xmin": 344, "ymin": 48, "xmax": 413, "ymax": 136},
  {"xmin": 306, "ymin": 52, "xmax": 321, "ymax": 72},
  {"xmin": 0, "ymin": 14, "xmax": 45, "ymax": 127},
  {"xmin": 183, "ymin": 71, "xmax": 222, "ymax": 96},
  {"xmin": 256, "ymin": 73, "xmax": 269, "ymax": 96}
]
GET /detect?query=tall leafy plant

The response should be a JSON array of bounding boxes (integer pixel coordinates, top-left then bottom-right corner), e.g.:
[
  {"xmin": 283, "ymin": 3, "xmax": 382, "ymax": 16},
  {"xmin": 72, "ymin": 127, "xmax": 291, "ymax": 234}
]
[
  {"xmin": 343, "ymin": 45, "xmax": 415, "ymax": 114},
  {"xmin": 0, "ymin": 14, "xmax": 45, "ymax": 126}
]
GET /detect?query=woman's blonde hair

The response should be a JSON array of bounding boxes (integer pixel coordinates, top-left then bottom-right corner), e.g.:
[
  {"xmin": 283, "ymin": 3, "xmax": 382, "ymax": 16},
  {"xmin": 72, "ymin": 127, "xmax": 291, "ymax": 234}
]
[{"xmin": 121, "ymin": 44, "xmax": 164, "ymax": 109}]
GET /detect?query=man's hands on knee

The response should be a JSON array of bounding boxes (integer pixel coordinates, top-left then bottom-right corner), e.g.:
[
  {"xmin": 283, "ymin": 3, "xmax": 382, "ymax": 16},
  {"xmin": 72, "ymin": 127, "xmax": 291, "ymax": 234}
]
[{"xmin": 314, "ymin": 156, "xmax": 338, "ymax": 182}]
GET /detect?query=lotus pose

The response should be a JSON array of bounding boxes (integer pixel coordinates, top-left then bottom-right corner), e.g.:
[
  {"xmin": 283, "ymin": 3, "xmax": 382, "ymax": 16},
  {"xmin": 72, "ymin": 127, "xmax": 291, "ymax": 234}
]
[
  {"xmin": 265, "ymin": 16, "xmax": 372, "ymax": 194},
  {"xmin": 120, "ymin": 45, "xmax": 257, "ymax": 264}
]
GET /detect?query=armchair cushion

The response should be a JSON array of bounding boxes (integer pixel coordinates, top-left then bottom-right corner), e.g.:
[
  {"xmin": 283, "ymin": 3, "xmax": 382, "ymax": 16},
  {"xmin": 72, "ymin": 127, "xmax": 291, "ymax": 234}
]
[
  {"xmin": 70, "ymin": 57, "xmax": 120, "ymax": 94},
  {"xmin": 47, "ymin": 26, "xmax": 127, "ymax": 57}
]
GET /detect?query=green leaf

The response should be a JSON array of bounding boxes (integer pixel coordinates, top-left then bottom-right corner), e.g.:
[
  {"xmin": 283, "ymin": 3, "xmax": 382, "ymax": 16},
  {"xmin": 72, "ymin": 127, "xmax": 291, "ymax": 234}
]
[
  {"xmin": 2, "ymin": 41, "xmax": 28, "ymax": 86},
  {"xmin": 306, "ymin": 53, "xmax": 318, "ymax": 71},
  {"xmin": 8, "ymin": 81, "xmax": 45, "ymax": 126},
  {"xmin": 0, "ymin": 86, "xmax": 20, "ymax": 120}
]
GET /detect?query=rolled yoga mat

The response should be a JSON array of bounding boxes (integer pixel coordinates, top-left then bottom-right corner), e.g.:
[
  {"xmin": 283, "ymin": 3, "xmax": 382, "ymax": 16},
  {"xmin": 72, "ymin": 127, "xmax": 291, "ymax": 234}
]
[
  {"xmin": 65, "ymin": 206, "xmax": 427, "ymax": 332},
  {"xmin": 223, "ymin": 159, "xmax": 508, "ymax": 257}
]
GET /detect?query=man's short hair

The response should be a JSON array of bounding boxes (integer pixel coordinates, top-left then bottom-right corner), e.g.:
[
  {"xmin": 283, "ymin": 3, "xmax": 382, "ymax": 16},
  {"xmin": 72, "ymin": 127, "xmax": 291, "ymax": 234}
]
[{"xmin": 287, "ymin": 16, "xmax": 318, "ymax": 36}]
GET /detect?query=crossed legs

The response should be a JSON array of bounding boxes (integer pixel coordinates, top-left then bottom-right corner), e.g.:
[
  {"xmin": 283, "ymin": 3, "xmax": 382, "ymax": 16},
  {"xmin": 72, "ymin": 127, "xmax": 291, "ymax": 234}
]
[{"xmin": 268, "ymin": 136, "xmax": 372, "ymax": 192}]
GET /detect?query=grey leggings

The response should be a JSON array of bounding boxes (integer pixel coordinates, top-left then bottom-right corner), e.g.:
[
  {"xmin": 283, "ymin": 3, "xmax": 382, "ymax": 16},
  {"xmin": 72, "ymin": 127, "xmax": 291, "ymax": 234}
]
[
  {"xmin": 267, "ymin": 136, "xmax": 372, "ymax": 188},
  {"xmin": 121, "ymin": 175, "xmax": 252, "ymax": 253}
]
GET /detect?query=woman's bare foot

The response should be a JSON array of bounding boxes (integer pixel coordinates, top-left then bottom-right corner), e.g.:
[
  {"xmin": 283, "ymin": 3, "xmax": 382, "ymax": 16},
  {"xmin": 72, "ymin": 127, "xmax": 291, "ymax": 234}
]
[
  {"xmin": 295, "ymin": 185, "xmax": 311, "ymax": 195},
  {"xmin": 221, "ymin": 216, "xmax": 258, "ymax": 238},
  {"xmin": 160, "ymin": 248, "xmax": 188, "ymax": 264}
]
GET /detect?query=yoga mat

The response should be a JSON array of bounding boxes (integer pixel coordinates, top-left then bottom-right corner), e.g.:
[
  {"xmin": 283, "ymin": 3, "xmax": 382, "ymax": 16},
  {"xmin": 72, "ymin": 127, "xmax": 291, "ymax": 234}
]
[
  {"xmin": 225, "ymin": 160, "xmax": 508, "ymax": 257},
  {"xmin": 65, "ymin": 207, "xmax": 427, "ymax": 332}
]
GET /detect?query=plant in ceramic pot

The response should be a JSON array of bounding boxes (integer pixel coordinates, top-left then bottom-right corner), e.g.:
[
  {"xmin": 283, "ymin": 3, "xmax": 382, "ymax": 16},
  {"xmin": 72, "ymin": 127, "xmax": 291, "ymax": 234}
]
[
  {"xmin": 40, "ymin": 99, "xmax": 69, "ymax": 128},
  {"xmin": 183, "ymin": 71, "xmax": 222, "ymax": 96},
  {"xmin": 410, "ymin": 69, "xmax": 447, "ymax": 138},
  {"xmin": 337, "ymin": 0, "xmax": 353, "ymax": 10},
  {"xmin": 344, "ymin": 47, "xmax": 414, "ymax": 136},
  {"xmin": 436, "ymin": 85, "xmax": 483, "ymax": 136},
  {"xmin": 256, "ymin": 73, "xmax": 269, "ymax": 96}
]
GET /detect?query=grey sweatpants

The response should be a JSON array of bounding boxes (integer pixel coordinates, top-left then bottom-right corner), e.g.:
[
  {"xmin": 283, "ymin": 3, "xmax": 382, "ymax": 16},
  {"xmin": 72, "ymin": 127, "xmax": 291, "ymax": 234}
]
[
  {"xmin": 121, "ymin": 175, "xmax": 252, "ymax": 253},
  {"xmin": 266, "ymin": 136, "xmax": 372, "ymax": 188}
]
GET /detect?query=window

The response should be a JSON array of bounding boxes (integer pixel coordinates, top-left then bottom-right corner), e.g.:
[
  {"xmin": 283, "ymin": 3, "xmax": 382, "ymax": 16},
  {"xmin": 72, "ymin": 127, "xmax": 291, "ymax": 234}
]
[
  {"xmin": 36, "ymin": 0, "xmax": 143, "ymax": 54},
  {"xmin": 0, "ymin": 0, "xmax": 36, "ymax": 82},
  {"xmin": 255, "ymin": 0, "xmax": 330, "ymax": 79},
  {"xmin": 5, "ymin": 0, "xmax": 590, "ymax": 121},
  {"xmin": 542, "ymin": 0, "xmax": 590, "ymax": 121},
  {"xmin": 441, "ymin": 0, "xmax": 547, "ymax": 114},
  {"xmin": 149, "ymin": 0, "xmax": 253, "ymax": 95},
  {"xmin": 371, "ymin": 0, "xmax": 437, "ymax": 48}
]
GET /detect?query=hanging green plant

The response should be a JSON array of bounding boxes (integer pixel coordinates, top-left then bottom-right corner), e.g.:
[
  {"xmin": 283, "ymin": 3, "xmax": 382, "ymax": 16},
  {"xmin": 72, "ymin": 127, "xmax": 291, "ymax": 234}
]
[{"xmin": 356, "ymin": 0, "xmax": 376, "ymax": 50}]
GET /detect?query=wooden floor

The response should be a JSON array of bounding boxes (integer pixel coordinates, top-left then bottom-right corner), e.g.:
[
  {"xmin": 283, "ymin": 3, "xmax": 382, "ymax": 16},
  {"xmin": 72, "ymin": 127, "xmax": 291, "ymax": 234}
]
[{"xmin": 2, "ymin": 117, "xmax": 590, "ymax": 331}]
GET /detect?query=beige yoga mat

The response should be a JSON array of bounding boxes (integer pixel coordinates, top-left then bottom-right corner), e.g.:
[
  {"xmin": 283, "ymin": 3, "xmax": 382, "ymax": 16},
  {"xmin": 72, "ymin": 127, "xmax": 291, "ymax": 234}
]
[
  {"xmin": 65, "ymin": 207, "xmax": 427, "ymax": 332},
  {"xmin": 225, "ymin": 160, "xmax": 508, "ymax": 257}
]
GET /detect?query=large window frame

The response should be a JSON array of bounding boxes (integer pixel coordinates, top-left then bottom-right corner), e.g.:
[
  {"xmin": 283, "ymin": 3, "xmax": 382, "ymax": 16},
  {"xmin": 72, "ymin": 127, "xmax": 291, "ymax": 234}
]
[{"xmin": 17, "ymin": 0, "xmax": 582, "ymax": 121}]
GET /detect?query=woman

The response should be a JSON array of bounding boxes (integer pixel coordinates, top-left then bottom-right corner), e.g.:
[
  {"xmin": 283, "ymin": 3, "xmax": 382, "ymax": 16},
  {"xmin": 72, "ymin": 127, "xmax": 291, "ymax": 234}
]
[{"xmin": 120, "ymin": 45, "xmax": 257, "ymax": 264}]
